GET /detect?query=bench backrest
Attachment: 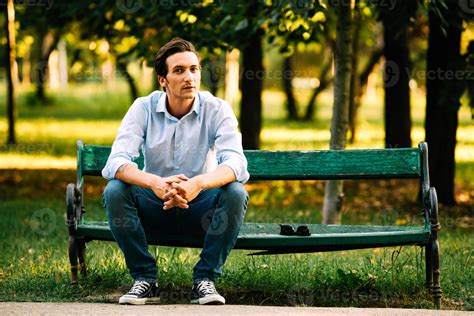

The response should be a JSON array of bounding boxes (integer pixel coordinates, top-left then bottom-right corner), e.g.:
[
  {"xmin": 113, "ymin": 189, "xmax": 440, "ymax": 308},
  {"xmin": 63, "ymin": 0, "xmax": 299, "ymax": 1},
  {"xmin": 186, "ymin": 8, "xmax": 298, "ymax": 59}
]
[{"xmin": 76, "ymin": 141, "xmax": 426, "ymax": 182}]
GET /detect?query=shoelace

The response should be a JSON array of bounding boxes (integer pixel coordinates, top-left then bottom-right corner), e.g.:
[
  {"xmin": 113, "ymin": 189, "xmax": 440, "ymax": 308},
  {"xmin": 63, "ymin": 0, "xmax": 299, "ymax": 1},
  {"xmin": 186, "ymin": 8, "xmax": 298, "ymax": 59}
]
[
  {"xmin": 196, "ymin": 281, "xmax": 217, "ymax": 295},
  {"xmin": 128, "ymin": 281, "xmax": 150, "ymax": 295}
]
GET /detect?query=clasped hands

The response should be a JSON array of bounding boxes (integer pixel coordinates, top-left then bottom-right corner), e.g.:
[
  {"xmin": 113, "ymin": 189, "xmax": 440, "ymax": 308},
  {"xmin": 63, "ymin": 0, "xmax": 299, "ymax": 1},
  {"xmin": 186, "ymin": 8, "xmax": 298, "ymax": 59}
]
[{"xmin": 151, "ymin": 174, "xmax": 201, "ymax": 210}]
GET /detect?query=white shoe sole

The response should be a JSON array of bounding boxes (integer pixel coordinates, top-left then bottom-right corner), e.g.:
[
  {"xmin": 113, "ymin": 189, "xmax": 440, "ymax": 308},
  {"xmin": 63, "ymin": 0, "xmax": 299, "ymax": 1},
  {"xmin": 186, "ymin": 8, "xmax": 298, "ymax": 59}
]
[
  {"xmin": 119, "ymin": 295, "xmax": 160, "ymax": 305},
  {"xmin": 191, "ymin": 294, "xmax": 225, "ymax": 305}
]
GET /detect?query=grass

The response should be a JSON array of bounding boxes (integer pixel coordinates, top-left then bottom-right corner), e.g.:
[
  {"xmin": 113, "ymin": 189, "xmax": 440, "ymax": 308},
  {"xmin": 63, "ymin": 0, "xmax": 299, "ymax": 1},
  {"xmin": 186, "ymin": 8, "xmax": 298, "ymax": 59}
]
[{"xmin": 0, "ymin": 83, "xmax": 472, "ymax": 309}]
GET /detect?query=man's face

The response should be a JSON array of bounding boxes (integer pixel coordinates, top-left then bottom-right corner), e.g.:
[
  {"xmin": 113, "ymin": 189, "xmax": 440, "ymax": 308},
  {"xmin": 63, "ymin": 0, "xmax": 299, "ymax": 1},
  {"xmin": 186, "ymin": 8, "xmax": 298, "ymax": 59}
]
[{"xmin": 159, "ymin": 51, "xmax": 201, "ymax": 101}]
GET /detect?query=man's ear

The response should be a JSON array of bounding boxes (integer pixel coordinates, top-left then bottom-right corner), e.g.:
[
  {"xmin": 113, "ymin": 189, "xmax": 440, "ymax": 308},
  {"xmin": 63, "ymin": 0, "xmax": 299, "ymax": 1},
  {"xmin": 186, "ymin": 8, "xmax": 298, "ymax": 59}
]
[{"xmin": 157, "ymin": 75, "xmax": 167, "ymax": 88}]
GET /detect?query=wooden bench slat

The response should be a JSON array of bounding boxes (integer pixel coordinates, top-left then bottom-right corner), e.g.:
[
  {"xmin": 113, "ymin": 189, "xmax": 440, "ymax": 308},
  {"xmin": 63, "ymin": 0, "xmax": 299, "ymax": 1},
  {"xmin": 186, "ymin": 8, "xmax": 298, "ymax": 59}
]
[{"xmin": 81, "ymin": 145, "xmax": 421, "ymax": 180}]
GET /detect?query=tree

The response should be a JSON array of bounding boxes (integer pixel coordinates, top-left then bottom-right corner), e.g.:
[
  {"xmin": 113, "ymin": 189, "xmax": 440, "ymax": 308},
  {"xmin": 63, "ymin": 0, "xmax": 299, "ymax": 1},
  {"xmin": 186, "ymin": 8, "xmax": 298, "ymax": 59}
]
[
  {"xmin": 236, "ymin": 0, "xmax": 326, "ymax": 147},
  {"xmin": 424, "ymin": 0, "xmax": 466, "ymax": 205},
  {"xmin": 282, "ymin": 56, "xmax": 298, "ymax": 120},
  {"xmin": 269, "ymin": 3, "xmax": 332, "ymax": 122},
  {"xmin": 16, "ymin": 2, "xmax": 74, "ymax": 102},
  {"xmin": 322, "ymin": 1, "xmax": 353, "ymax": 224},
  {"xmin": 4, "ymin": 0, "xmax": 16, "ymax": 144},
  {"xmin": 348, "ymin": 1, "xmax": 362, "ymax": 142},
  {"xmin": 303, "ymin": 41, "xmax": 334, "ymax": 121},
  {"xmin": 349, "ymin": 45, "xmax": 384, "ymax": 142},
  {"xmin": 379, "ymin": 1, "xmax": 418, "ymax": 148},
  {"xmin": 241, "ymin": 28, "xmax": 264, "ymax": 149}
]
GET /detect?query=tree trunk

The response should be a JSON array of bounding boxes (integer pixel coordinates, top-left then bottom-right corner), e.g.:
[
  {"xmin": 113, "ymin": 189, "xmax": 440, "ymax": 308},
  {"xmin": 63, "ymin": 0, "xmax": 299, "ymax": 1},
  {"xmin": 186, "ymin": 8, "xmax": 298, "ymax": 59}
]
[
  {"xmin": 348, "ymin": 3, "xmax": 361, "ymax": 144},
  {"xmin": 5, "ymin": 0, "xmax": 16, "ymax": 144},
  {"xmin": 225, "ymin": 49, "xmax": 240, "ymax": 106},
  {"xmin": 382, "ymin": 15, "xmax": 412, "ymax": 148},
  {"xmin": 34, "ymin": 30, "xmax": 60, "ymax": 102},
  {"xmin": 240, "ymin": 31, "xmax": 263, "ymax": 149},
  {"xmin": 283, "ymin": 57, "xmax": 298, "ymax": 120},
  {"xmin": 322, "ymin": 2, "xmax": 353, "ymax": 224},
  {"xmin": 425, "ymin": 7, "xmax": 463, "ymax": 205},
  {"xmin": 117, "ymin": 60, "xmax": 139, "ymax": 101},
  {"xmin": 304, "ymin": 53, "xmax": 333, "ymax": 121},
  {"xmin": 22, "ymin": 51, "xmax": 31, "ymax": 86},
  {"xmin": 58, "ymin": 39, "xmax": 68, "ymax": 87},
  {"xmin": 349, "ymin": 46, "xmax": 384, "ymax": 143}
]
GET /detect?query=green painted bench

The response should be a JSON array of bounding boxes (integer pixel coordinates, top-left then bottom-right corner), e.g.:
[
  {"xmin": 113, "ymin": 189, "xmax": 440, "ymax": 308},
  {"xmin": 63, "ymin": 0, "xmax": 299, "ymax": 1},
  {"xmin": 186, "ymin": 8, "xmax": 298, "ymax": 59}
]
[{"xmin": 66, "ymin": 140, "xmax": 441, "ymax": 308}]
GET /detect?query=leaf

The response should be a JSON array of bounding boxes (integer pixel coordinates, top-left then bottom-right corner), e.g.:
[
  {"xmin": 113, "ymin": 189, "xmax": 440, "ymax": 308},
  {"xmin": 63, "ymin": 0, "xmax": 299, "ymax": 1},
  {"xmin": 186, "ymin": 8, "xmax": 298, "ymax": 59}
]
[
  {"xmin": 220, "ymin": 15, "xmax": 232, "ymax": 27},
  {"xmin": 234, "ymin": 19, "xmax": 249, "ymax": 31}
]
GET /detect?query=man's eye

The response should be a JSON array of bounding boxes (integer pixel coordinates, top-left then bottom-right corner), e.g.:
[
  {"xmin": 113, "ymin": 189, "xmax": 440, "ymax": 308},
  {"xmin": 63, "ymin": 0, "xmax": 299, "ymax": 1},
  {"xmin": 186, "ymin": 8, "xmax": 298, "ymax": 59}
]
[{"xmin": 175, "ymin": 68, "xmax": 183, "ymax": 73}]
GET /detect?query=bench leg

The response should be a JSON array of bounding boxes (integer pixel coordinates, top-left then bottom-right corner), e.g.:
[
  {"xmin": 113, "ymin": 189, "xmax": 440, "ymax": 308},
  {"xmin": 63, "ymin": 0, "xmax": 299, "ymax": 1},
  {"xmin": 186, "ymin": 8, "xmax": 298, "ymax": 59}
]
[
  {"xmin": 78, "ymin": 240, "xmax": 87, "ymax": 277},
  {"xmin": 428, "ymin": 187, "xmax": 442, "ymax": 309},
  {"xmin": 66, "ymin": 183, "xmax": 83, "ymax": 284},
  {"xmin": 68, "ymin": 236, "xmax": 79, "ymax": 284},
  {"xmin": 431, "ymin": 239, "xmax": 442, "ymax": 309},
  {"xmin": 425, "ymin": 245, "xmax": 433, "ymax": 289}
]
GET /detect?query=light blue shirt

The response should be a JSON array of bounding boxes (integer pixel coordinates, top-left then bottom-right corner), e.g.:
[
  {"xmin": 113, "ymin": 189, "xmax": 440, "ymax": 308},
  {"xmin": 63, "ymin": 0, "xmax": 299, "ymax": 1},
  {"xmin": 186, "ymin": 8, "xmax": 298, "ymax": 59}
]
[{"xmin": 102, "ymin": 90, "xmax": 249, "ymax": 183}]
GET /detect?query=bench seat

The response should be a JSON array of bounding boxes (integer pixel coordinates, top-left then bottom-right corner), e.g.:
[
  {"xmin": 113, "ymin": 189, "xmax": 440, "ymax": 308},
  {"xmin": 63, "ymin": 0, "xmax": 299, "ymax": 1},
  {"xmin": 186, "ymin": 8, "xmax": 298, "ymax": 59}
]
[{"xmin": 77, "ymin": 221, "xmax": 430, "ymax": 253}]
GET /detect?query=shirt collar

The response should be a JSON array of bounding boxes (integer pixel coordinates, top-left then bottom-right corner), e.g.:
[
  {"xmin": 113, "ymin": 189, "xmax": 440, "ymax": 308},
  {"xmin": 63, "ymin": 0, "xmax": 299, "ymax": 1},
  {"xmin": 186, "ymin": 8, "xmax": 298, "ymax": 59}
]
[{"xmin": 156, "ymin": 92, "xmax": 201, "ymax": 117}]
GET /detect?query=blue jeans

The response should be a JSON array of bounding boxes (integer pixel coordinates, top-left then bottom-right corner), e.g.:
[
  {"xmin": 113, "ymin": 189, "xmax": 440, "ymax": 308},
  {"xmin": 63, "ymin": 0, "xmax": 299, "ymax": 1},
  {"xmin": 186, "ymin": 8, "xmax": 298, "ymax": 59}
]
[{"xmin": 103, "ymin": 179, "xmax": 248, "ymax": 284}]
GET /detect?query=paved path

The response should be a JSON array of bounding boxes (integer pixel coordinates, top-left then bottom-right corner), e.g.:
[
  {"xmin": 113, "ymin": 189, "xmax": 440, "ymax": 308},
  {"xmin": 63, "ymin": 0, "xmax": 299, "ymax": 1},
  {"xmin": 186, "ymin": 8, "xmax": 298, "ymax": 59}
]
[{"xmin": 0, "ymin": 302, "xmax": 470, "ymax": 315}]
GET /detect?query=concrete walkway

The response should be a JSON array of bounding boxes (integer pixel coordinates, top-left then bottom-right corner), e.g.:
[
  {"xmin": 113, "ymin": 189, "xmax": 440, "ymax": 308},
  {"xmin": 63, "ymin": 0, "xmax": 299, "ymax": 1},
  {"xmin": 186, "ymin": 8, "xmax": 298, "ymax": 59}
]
[{"xmin": 0, "ymin": 302, "xmax": 470, "ymax": 315}]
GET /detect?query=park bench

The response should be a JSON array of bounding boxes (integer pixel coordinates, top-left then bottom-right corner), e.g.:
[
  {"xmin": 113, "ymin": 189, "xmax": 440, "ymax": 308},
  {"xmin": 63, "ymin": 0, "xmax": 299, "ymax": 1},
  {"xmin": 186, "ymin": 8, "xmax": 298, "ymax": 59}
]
[{"xmin": 66, "ymin": 140, "xmax": 441, "ymax": 308}]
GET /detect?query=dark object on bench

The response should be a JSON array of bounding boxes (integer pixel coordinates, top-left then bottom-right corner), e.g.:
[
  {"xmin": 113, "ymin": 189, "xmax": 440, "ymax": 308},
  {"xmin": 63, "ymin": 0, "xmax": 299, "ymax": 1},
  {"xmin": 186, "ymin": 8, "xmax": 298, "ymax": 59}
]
[
  {"xmin": 279, "ymin": 224, "xmax": 310, "ymax": 236},
  {"xmin": 279, "ymin": 224, "xmax": 295, "ymax": 236},
  {"xmin": 66, "ymin": 141, "xmax": 442, "ymax": 308},
  {"xmin": 295, "ymin": 225, "xmax": 310, "ymax": 236}
]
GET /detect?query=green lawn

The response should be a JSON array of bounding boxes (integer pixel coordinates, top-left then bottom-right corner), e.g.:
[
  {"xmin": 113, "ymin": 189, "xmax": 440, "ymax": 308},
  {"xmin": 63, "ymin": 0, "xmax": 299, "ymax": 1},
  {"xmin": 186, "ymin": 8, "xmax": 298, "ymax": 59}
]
[{"xmin": 0, "ymin": 83, "xmax": 472, "ymax": 309}]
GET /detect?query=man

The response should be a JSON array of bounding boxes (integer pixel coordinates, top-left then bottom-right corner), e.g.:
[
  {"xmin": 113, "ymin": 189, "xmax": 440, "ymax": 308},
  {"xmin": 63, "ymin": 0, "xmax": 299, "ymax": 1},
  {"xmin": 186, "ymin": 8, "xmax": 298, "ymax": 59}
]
[{"xmin": 102, "ymin": 38, "xmax": 249, "ymax": 305}]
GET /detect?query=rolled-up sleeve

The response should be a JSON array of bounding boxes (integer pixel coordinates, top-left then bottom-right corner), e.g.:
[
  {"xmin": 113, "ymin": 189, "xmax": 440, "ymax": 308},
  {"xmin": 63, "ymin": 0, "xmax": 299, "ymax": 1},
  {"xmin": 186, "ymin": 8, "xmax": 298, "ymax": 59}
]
[
  {"xmin": 101, "ymin": 99, "xmax": 148, "ymax": 180},
  {"xmin": 214, "ymin": 101, "xmax": 250, "ymax": 183}
]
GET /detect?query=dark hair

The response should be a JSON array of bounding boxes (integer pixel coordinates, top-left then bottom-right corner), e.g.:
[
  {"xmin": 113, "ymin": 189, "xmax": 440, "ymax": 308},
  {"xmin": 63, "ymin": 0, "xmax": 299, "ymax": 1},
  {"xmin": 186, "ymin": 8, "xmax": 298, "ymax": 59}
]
[{"xmin": 154, "ymin": 38, "xmax": 198, "ymax": 78}]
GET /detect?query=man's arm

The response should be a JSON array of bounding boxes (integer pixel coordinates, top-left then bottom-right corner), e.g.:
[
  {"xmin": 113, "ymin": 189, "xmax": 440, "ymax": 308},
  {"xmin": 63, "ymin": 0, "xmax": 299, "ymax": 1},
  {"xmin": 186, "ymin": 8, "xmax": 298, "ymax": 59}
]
[
  {"xmin": 102, "ymin": 99, "xmax": 147, "ymax": 180},
  {"xmin": 163, "ymin": 165, "xmax": 236, "ymax": 209},
  {"xmin": 116, "ymin": 163, "xmax": 189, "ymax": 209},
  {"xmin": 213, "ymin": 101, "xmax": 250, "ymax": 183}
]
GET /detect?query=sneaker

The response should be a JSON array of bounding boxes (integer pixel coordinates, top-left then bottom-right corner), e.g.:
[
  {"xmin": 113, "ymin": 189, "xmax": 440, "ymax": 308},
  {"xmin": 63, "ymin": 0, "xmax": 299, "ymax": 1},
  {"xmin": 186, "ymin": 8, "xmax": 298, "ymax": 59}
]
[
  {"xmin": 190, "ymin": 280, "xmax": 225, "ymax": 305},
  {"xmin": 118, "ymin": 280, "xmax": 160, "ymax": 305}
]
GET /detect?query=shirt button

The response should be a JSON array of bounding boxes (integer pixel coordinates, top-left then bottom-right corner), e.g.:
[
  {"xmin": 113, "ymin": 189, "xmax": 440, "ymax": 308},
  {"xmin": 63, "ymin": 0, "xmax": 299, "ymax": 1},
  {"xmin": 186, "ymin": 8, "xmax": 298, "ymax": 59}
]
[{"xmin": 176, "ymin": 166, "xmax": 181, "ymax": 170}]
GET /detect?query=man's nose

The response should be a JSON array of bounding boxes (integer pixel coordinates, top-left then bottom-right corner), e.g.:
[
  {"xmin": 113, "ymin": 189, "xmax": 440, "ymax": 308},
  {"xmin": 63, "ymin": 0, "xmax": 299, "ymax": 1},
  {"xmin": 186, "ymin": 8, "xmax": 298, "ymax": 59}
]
[{"xmin": 184, "ymin": 69, "xmax": 194, "ymax": 81}]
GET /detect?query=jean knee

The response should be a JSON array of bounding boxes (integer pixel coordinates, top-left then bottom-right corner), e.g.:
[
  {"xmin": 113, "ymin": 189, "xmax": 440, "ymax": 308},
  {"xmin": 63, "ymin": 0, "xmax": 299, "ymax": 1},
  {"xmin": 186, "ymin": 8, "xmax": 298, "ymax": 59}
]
[
  {"xmin": 104, "ymin": 179, "xmax": 129, "ymax": 199},
  {"xmin": 222, "ymin": 182, "xmax": 249, "ymax": 211},
  {"xmin": 103, "ymin": 180, "xmax": 133, "ymax": 214}
]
